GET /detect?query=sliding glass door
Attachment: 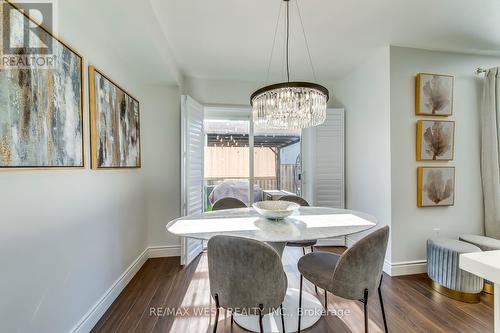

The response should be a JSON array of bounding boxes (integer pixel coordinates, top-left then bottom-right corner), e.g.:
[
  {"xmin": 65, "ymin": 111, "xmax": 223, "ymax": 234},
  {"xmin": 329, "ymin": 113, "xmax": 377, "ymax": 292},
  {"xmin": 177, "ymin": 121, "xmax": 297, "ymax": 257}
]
[
  {"xmin": 203, "ymin": 106, "xmax": 303, "ymax": 209},
  {"xmin": 204, "ymin": 119, "xmax": 250, "ymax": 210},
  {"xmin": 253, "ymin": 125, "xmax": 302, "ymax": 202}
]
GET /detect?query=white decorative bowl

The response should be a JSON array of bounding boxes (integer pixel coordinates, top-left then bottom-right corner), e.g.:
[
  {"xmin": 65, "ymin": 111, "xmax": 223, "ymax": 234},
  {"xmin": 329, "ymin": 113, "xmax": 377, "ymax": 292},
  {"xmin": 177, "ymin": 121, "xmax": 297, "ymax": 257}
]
[{"xmin": 252, "ymin": 201, "xmax": 300, "ymax": 220}]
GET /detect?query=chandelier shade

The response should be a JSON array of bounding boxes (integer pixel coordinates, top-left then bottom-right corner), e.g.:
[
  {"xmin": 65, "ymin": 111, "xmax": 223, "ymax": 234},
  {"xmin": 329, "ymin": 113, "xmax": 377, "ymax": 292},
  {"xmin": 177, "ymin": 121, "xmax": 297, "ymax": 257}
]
[{"xmin": 251, "ymin": 82, "xmax": 329, "ymax": 129}]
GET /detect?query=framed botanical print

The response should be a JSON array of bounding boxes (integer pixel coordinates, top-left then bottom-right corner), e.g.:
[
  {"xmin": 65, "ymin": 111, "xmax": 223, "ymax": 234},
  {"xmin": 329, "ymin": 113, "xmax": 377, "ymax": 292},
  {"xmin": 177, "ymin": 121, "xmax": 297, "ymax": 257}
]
[
  {"xmin": 416, "ymin": 73, "xmax": 454, "ymax": 116},
  {"xmin": 417, "ymin": 167, "xmax": 455, "ymax": 207},
  {"xmin": 416, "ymin": 120, "xmax": 455, "ymax": 161},
  {"xmin": 0, "ymin": 1, "xmax": 84, "ymax": 168},
  {"xmin": 89, "ymin": 66, "xmax": 141, "ymax": 169}
]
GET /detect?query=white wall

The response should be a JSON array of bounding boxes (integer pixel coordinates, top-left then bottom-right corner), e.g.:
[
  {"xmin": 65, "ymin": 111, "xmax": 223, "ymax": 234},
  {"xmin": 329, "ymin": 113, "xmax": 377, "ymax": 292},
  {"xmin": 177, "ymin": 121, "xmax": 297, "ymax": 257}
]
[
  {"xmin": 389, "ymin": 46, "xmax": 495, "ymax": 264},
  {"xmin": 142, "ymin": 85, "xmax": 182, "ymax": 247},
  {"xmin": 0, "ymin": 2, "xmax": 181, "ymax": 333},
  {"xmin": 333, "ymin": 47, "xmax": 392, "ymax": 261}
]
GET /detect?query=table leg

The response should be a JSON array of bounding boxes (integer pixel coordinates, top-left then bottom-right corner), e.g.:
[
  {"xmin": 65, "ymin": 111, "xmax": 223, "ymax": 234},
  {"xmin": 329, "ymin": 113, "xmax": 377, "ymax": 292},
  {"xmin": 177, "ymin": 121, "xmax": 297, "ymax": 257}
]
[
  {"xmin": 495, "ymin": 284, "xmax": 499, "ymax": 333},
  {"xmin": 266, "ymin": 242, "xmax": 286, "ymax": 258}
]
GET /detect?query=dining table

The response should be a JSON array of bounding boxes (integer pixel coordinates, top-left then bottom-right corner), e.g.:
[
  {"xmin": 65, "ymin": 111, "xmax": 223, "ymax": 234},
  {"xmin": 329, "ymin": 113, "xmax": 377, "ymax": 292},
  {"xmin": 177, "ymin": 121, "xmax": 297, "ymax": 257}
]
[
  {"xmin": 460, "ymin": 250, "xmax": 500, "ymax": 333},
  {"xmin": 166, "ymin": 206, "xmax": 377, "ymax": 333}
]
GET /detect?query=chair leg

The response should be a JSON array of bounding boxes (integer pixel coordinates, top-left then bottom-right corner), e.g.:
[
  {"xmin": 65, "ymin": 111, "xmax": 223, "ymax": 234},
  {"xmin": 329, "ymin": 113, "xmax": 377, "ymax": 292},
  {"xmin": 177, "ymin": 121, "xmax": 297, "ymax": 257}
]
[
  {"xmin": 378, "ymin": 276, "xmax": 389, "ymax": 333},
  {"xmin": 302, "ymin": 247, "xmax": 306, "ymax": 256},
  {"xmin": 230, "ymin": 312, "xmax": 234, "ymax": 327},
  {"xmin": 258, "ymin": 304, "xmax": 264, "ymax": 333},
  {"xmin": 213, "ymin": 294, "xmax": 220, "ymax": 333},
  {"xmin": 298, "ymin": 274, "xmax": 303, "ymax": 333},
  {"xmin": 363, "ymin": 288, "xmax": 369, "ymax": 333},
  {"xmin": 310, "ymin": 246, "xmax": 319, "ymax": 294},
  {"xmin": 324, "ymin": 290, "xmax": 328, "ymax": 311},
  {"xmin": 279, "ymin": 304, "xmax": 285, "ymax": 333}
]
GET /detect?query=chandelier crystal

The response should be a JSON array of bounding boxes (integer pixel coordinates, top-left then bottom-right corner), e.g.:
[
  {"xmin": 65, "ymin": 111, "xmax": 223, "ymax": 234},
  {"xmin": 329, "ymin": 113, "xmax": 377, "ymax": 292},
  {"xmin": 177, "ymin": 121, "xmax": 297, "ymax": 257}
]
[
  {"xmin": 251, "ymin": 82, "xmax": 328, "ymax": 129},
  {"xmin": 251, "ymin": 0, "xmax": 329, "ymax": 129}
]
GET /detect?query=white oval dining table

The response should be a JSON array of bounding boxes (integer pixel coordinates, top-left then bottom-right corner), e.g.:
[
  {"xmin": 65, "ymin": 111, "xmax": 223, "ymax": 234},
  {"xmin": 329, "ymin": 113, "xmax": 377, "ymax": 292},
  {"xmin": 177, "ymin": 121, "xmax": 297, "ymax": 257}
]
[{"xmin": 166, "ymin": 206, "xmax": 377, "ymax": 333}]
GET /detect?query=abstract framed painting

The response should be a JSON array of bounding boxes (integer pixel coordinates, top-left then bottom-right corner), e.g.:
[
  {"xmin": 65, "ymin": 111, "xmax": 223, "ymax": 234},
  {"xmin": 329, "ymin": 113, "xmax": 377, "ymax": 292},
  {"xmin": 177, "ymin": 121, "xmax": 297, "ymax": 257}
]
[
  {"xmin": 417, "ymin": 167, "xmax": 455, "ymax": 207},
  {"xmin": 415, "ymin": 73, "xmax": 454, "ymax": 116},
  {"xmin": 416, "ymin": 120, "xmax": 455, "ymax": 161},
  {"xmin": 89, "ymin": 66, "xmax": 141, "ymax": 169},
  {"xmin": 0, "ymin": 1, "xmax": 84, "ymax": 168}
]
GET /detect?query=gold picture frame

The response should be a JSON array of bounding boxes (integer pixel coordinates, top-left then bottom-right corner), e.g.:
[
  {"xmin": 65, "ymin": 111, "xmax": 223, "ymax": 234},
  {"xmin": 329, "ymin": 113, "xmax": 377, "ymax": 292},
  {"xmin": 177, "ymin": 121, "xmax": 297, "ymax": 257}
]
[
  {"xmin": 415, "ymin": 73, "xmax": 454, "ymax": 116},
  {"xmin": 89, "ymin": 65, "xmax": 141, "ymax": 169},
  {"xmin": 416, "ymin": 120, "xmax": 455, "ymax": 161},
  {"xmin": 417, "ymin": 167, "xmax": 455, "ymax": 208},
  {"xmin": 0, "ymin": 0, "xmax": 84, "ymax": 169}
]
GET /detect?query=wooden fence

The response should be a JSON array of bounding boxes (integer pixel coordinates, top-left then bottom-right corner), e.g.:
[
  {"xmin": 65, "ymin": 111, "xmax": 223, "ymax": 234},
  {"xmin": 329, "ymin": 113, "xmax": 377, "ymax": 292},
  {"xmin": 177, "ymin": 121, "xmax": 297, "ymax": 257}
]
[{"xmin": 205, "ymin": 164, "xmax": 297, "ymax": 192}]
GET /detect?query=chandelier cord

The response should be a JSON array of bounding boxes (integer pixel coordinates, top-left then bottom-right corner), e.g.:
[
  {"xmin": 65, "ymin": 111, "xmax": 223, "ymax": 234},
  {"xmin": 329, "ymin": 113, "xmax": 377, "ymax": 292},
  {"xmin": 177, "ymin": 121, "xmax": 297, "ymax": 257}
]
[
  {"xmin": 265, "ymin": 0, "xmax": 315, "ymax": 84},
  {"xmin": 286, "ymin": 0, "xmax": 290, "ymax": 82},
  {"xmin": 265, "ymin": 1, "xmax": 283, "ymax": 84},
  {"xmin": 281, "ymin": 10, "xmax": 287, "ymax": 82},
  {"xmin": 295, "ymin": 0, "xmax": 317, "ymax": 81}
]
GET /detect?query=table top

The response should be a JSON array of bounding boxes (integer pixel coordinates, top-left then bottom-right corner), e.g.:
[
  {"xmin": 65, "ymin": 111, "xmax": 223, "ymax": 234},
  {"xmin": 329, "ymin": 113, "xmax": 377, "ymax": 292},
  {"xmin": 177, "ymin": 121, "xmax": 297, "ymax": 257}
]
[
  {"xmin": 460, "ymin": 250, "xmax": 500, "ymax": 285},
  {"xmin": 166, "ymin": 207, "xmax": 377, "ymax": 242}
]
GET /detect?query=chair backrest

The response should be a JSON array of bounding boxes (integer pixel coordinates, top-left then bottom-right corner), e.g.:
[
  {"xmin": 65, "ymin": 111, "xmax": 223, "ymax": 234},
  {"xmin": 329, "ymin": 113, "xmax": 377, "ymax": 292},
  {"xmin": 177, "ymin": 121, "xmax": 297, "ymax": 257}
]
[
  {"xmin": 278, "ymin": 195, "xmax": 310, "ymax": 207},
  {"xmin": 212, "ymin": 197, "xmax": 247, "ymax": 211},
  {"xmin": 330, "ymin": 226, "xmax": 389, "ymax": 300},
  {"xmin": 207, "ymin": 235, "xmax": 287, "ymax": 314}
]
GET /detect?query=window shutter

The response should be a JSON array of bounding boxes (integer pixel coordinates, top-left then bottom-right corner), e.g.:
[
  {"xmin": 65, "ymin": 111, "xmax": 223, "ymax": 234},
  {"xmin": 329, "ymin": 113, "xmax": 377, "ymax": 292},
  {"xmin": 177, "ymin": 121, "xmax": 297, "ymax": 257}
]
[
  {"xmin": 314, "ymin": 109, "xmax": 345, "ymax": 208},
  {"xmin": 180, "ymin": 95, "xmax": 204, "ymax": 265}
]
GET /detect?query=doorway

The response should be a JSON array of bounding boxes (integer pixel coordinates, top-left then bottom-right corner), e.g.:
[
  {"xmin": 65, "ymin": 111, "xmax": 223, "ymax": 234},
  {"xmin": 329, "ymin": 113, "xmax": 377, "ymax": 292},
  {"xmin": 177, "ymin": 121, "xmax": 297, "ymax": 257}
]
[{"xmin": 203, "ymin": 106, "xmax": 302, "ymax": 211}]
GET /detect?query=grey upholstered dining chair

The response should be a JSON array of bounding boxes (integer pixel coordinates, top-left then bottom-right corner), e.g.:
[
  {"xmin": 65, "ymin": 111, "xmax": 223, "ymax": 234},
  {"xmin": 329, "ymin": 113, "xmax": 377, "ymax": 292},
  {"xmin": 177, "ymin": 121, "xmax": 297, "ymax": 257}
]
[
  {"xmin": 278, "ymin": 195, "xmax": 317, "ymax": 255},
  {"xmin": 297, "ymin": 226, "xmax": 390, "ymax": 333},
  {"xmin": 207, "ymin": 235, "xmax": 287, "ymax": 333},
  {"xmin": 212, "ymin": 197, "xmax": 247, "ymax": 211}
]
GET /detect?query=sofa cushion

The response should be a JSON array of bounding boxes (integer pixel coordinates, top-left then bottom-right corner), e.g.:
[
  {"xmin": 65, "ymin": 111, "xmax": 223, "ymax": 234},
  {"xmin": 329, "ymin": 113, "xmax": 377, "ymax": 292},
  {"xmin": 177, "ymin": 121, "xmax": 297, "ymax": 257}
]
[{"xmin": 459, "ymin": 234, "xmax": 500, "ymax": 251}]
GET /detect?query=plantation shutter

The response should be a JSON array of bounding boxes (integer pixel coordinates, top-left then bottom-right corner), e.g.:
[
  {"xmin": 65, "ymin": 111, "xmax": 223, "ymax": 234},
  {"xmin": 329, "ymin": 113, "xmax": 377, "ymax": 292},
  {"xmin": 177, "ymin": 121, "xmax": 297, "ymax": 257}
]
[
  {"xmin": 180, "ymin": 95, "xmax": 204, "ymax": 266},
  {"xmin": 314, "ymin": 109, "xmax": 345, "ymax": 208}
]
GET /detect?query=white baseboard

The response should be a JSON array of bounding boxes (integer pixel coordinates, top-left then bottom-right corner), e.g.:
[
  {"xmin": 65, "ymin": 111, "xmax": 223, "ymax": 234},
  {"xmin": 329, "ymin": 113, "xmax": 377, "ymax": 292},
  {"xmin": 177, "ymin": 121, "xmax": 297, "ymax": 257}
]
[
  {"xmin": 315, "ymin": 237, "xmax": 346, "ymax": 247},
  {"xmin": 71, "ymin": 245, "xmax": 181, "ymax": 333},
  {"xmin": 149, "ymin": 245, "xmax": 182, "ymax": 258},
  {"xmin": 384, "ymin": 259, "xmax": 427, "ymax": 276},
  {"xmin": 70, "ymin": 248, "xmax": 149, "ymax": 333},
  {"xmin": 383, "ymin": 259, "xmax": 392, "ymax": 275}
]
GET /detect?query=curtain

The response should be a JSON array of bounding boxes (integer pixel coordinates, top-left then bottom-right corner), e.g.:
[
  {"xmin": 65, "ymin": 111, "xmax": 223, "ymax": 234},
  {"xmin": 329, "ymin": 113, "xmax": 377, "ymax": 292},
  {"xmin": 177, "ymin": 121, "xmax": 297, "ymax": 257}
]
[{"xmin": 481, "ymin": 68, "xmax": 500, "ymax": 239}]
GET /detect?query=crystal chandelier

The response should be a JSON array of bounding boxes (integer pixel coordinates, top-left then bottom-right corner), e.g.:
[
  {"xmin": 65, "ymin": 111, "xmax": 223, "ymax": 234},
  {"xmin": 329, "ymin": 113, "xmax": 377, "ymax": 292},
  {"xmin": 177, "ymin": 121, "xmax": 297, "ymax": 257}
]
[{"xmin": 251, "ymin": 0, "xmax": 329, "ymax": 129}]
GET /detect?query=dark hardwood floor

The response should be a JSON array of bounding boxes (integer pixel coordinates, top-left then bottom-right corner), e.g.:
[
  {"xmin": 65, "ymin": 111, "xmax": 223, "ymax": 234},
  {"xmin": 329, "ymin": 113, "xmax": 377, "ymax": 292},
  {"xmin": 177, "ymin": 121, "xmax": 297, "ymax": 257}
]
[{"xmin": 91, "ymin": 247, "xmax": 494, "ymax": 333}]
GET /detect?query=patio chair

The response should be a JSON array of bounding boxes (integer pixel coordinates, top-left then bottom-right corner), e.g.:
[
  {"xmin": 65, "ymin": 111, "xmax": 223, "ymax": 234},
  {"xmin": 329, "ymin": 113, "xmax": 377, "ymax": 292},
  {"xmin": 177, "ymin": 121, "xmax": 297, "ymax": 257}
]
[{"xmin": 212, "ymin": 197, "xmax": 247, "ymax": 211}]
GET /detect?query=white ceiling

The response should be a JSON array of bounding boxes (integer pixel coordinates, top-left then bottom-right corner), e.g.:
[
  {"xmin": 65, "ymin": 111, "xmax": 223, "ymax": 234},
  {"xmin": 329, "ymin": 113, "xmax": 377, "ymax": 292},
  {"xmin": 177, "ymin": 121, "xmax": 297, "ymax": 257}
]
[
  {"xmin": 58, "ymin": 0, "xmax": 180, "ymax": 84},
  {"xmin": 149, "ymin": 0, "xmax": 500, "ymax": 83},
  {"xmin": 64, "ymin": 0, "xmax": 500, "ymax": 84}
]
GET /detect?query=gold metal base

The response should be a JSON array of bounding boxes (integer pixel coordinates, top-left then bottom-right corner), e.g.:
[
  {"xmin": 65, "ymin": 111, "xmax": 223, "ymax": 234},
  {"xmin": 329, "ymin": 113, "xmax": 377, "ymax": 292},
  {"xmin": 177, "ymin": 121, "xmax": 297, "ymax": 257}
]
[
  {"xmin": 483, "ymin": 281, "xmax": 494, "ymax": 295},
  {"xmin": 429, "ymin": 280, "xmax": 481, "ymax": 303}
]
